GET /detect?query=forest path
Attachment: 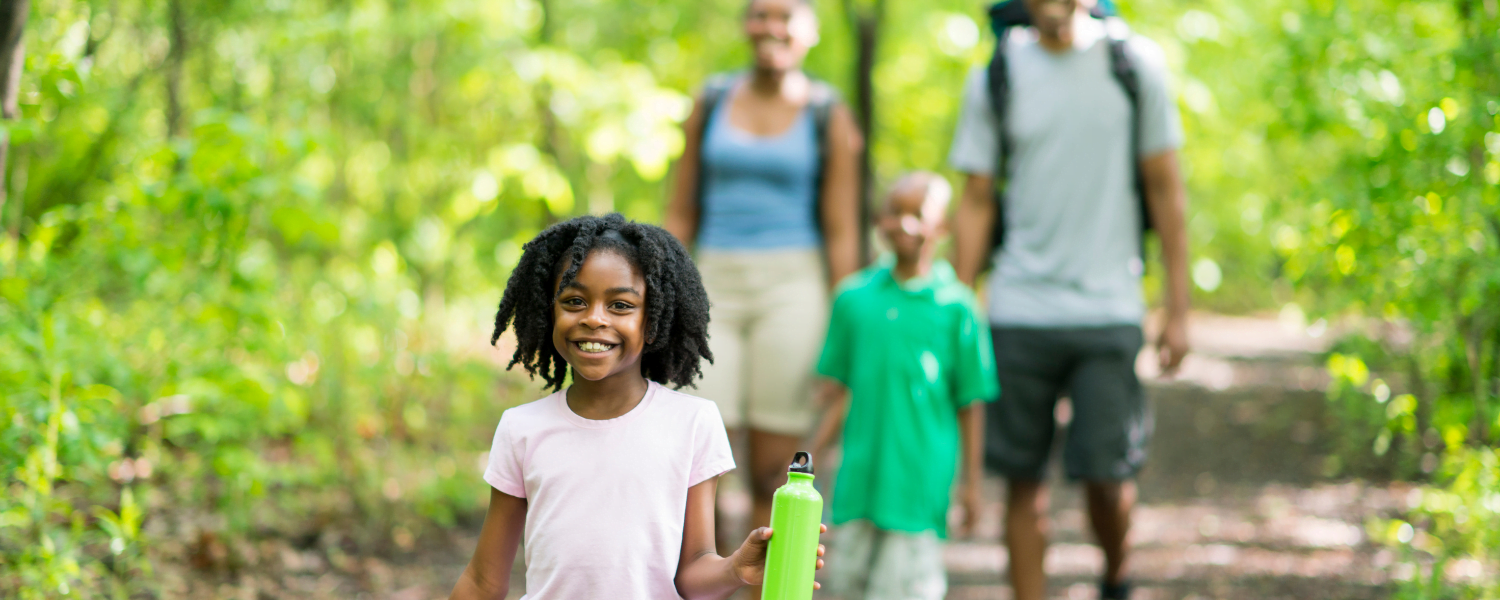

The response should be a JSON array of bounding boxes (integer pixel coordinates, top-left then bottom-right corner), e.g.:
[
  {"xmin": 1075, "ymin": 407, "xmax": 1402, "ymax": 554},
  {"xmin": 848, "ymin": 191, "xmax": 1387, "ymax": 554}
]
[
  {"xmin": 939, "ymin": 313, "xmax": 1403, "ymax": 600},
  {"xmin": 162, "ymin": 314, "xmax": 1408, "ymax": 600}
]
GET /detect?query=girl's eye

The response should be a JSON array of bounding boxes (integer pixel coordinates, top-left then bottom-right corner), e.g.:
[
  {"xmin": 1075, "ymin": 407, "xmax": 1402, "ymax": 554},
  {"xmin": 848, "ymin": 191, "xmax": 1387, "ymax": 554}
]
[
  {"xmin": 610, "ymin": 301, "xmax": 635, "ymax": 311},
  {"xmin": 561, "ymin": 297, "xmax": 585, "ymax": 307}
]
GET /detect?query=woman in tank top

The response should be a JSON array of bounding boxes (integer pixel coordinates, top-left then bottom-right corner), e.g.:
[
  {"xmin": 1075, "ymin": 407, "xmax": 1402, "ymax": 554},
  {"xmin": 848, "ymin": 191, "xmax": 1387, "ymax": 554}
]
[{"xmin": 664, "ymin": 0, "xmax": 861, "ymax": 555}]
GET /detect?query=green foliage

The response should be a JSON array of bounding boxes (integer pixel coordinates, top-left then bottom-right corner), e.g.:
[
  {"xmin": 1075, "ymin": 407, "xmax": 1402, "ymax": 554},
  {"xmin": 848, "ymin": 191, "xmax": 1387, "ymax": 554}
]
[
  {"xmin": 0, "ymin": 0, "xmax": 690, "ymax": 594},
  {"xmin": 1143, "ymin": 0, "xmax": 1500, "ymax": 594}
]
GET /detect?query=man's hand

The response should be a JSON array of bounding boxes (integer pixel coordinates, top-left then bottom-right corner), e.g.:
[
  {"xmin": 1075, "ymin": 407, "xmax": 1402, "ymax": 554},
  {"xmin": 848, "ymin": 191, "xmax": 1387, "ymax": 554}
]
[
  {"xmin": 1156, "ymin": 313, "xmax": 1189, "ymax": 377},
  {"xmin": 729, "ymin": 526, "xmax": 828, "ymax": 588},
  {"xmin": 955, "ymin": 482, "xmax": 982, "ymax": 538}
]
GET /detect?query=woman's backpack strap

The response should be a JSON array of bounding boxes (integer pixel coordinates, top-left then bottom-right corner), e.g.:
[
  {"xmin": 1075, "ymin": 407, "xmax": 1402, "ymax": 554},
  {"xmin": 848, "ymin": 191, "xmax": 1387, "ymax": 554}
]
[
  {"xmin": 806, "ymin": 79, "xmax": 842, "ymax": 234},
  {"xmin": 699, "ymin": 73, "xmax": 739, "ymax": 127},
  {"xmin": 694, "ymin": 72, "xmax": 742, "ymax": 220}
]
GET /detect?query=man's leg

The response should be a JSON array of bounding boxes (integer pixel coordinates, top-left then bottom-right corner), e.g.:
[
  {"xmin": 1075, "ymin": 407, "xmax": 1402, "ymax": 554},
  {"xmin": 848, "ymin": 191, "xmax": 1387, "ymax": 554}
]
[
  {"xmin": 1085, "ymin": 480, "xmax": 1136, "ymax": 586},
  {"xmin": 988, "ymin": 327, "xmax": 1070, "ymax": 600},
  {"xmin": 1005, "ymin": 479, "xmax": 1051, "ymax": 600},
  {"xmin": 1063, "ymin": 326, "xmax": 1150, "ymax": 598}
]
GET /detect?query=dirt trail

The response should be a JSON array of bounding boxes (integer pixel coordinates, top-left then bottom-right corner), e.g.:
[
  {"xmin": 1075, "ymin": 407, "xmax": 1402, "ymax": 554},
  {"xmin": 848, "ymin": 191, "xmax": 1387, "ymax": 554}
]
[
  {"xmin": 160, "ymin": 315, "xmax": 1408, "ymax": 600},
  {"xmin": 939, "ymin": 314, "xmax": 1403, "ymax": 599}
]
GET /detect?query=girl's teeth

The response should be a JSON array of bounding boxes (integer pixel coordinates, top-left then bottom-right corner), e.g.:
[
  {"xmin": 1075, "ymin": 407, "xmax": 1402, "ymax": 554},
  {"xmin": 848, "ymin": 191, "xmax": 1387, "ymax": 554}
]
[{"xmin": 579, "ymin": 342, "xmax": 610, "ymax": 353}]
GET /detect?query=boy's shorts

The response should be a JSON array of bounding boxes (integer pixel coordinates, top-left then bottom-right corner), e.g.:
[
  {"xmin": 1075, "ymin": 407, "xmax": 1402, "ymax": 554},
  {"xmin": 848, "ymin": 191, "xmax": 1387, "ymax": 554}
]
[
  {"xmin": 985, "ymin": 325, "xmax": 1151, "ymax": 481},
  {"xmin": 825, "ymin": 520, "xmax": 946, "ymax": 600}
]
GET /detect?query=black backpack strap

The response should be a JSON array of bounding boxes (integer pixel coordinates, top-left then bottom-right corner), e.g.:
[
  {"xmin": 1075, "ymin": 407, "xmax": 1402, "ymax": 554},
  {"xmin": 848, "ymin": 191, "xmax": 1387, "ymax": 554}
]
[
  {"xmin": 985, "ymin": 26, "xmax": 1014, "ymax": 261},
  {"xmin": 1103, "ymin": 18, "xmax": 1152, "ymax": 259},
  {"xmin": 693, "ymin": 72, "xmax": 740, "ymax": 230},
  {"xmin": 807, "ymin": 79, "xmax": 839, "ymax": 235},
  {"xmin": 699, "ymin": 73, "xmax": 737, "ymax": 126},
  {"xmin": 983, "ymin": 0, "xmax": 1032, "ymax": 260}
]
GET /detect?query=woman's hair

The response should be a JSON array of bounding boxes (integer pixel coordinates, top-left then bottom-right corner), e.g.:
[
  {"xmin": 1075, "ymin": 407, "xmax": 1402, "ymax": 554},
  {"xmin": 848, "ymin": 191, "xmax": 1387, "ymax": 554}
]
[{"xmin": 490, "ymin": 213, "xmax": 713, "ymax": 392}]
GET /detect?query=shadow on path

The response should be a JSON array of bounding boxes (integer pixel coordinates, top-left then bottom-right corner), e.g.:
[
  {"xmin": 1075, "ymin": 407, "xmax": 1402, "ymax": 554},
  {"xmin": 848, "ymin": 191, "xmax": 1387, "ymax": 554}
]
[{"xmin": 157, "ymin": 315, "xmax": 1407, "ymax": 600}]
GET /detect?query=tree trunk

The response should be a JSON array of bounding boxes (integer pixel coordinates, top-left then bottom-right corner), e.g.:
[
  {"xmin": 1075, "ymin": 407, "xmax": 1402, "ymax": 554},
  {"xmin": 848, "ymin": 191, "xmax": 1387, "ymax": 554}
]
[
  {"xmin": 167, "ymin": 0, "xmax": 186, "ymax": 140},
  {"xmin": 1458, "ymin": 0, "xmax": 1498, "ymax": 444},
  {"xmin": 843, "ymin": 0, "xmax": 885, "ymax": 267},
  {"xmin": 0, "ymin": 0, "xmax": 28, "ymax": 237}
]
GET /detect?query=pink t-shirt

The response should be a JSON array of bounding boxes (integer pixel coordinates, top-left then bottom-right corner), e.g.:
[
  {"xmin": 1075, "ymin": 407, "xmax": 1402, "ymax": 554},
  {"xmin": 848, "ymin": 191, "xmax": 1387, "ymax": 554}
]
[{"xmin": 484, "ymin": 381, "xmax": 736, "ymax": 600}]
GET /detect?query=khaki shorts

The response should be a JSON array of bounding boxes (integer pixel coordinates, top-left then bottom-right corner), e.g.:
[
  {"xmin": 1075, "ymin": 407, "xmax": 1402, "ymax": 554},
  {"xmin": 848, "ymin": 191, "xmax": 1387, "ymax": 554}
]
[
  {"xmin": 825, "ymin": 520, "xmax": 947, "ymax": 600},
  {"xmin": 693, "ymin": 249, "xmax": 828, "ymax": 436}
]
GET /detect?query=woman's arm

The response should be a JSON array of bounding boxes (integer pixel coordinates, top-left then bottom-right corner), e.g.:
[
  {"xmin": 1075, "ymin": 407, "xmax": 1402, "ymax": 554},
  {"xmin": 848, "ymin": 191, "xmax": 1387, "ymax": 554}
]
[
  {"xmin": 819, "ymin": 104, "xmax": 863, "ymax": 289},
  {"xmin": 666, "ymin": 93, "xmax": 709, "ymax": 248},
  {"xmin": 675, "ymin": 477, "xmax": 826, "ymax": 600},
  {"xmin": 449, "ymin": 488, "xmax": 528, "ymax": 600}
]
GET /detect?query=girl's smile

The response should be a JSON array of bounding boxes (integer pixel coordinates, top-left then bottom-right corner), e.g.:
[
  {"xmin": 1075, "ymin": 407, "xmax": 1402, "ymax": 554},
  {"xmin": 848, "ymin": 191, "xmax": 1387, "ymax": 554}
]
[
  {"xmin": 574, "ymin": 340, "xmax": 616, "ymax": 354},
  {"xmin": 553, "ymin": 250, "xmax": 648, "ymax": 384}
]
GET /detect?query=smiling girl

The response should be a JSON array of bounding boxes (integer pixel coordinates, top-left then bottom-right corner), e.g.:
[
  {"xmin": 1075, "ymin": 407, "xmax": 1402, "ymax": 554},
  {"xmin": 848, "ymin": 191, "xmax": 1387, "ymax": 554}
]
[{"xmin": 448, "ymin": 214, "xmax": 824, "ymax": 600}]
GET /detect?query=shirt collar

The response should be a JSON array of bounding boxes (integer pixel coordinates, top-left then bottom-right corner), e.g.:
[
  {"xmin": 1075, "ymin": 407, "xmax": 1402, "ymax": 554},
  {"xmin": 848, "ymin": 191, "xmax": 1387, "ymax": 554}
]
[
  {"xmin": 1020, "ymin": 12, "xmax": 1104, "ymax": 53},
  {"xmin": 876, "ymin": 254, "xmax": 957, "ymax": 293},
  {"xmin": 1070, "ymin": 11, "xmax": 1106, "ymax": 51}
]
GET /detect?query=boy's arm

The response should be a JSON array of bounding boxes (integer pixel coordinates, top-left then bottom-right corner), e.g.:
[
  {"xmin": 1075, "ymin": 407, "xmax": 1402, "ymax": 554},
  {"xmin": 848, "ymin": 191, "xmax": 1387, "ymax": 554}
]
[
  {"xmin": 955, "ymin": 403, "xmax": 985, "ymax": 538},
  {"xmin": 807, "ymin": 380, "xmax": 850, "ymax": 460},
  {"xmin": 449, "ymin": 488, "xmax": 527, "ymax": 600},
  {"xmin": 675, "ymin": 478, "xmax": 827, "ymax": 600}
]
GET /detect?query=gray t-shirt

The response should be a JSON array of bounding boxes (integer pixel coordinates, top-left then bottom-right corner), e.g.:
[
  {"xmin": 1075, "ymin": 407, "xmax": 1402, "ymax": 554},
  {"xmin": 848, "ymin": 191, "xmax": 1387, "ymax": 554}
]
[{"xmin": 949, "ymin": 15, "xmax": 1182, "ymax": 327}]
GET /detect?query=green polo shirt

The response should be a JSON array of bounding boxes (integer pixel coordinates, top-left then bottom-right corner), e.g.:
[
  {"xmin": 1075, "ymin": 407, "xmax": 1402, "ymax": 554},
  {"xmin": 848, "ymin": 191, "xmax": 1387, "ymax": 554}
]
[{"xmin": 817, "ymin": 257, "xmax": 999, "ymax": 537}]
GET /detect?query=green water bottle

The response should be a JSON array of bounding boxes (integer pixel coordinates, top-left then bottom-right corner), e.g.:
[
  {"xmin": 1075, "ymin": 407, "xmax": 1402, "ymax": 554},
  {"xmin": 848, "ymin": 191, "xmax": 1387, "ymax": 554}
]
[{"xmin": 761, "ymin": 451, "xmax": 822, "ymax": 600}]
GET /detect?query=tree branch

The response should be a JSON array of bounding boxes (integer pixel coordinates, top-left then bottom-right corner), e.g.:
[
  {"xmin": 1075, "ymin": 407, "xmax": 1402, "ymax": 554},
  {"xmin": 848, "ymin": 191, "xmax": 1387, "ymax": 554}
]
[{"xmin": 843, "ymin": 0, "xmax": 883, "ymax": 266}]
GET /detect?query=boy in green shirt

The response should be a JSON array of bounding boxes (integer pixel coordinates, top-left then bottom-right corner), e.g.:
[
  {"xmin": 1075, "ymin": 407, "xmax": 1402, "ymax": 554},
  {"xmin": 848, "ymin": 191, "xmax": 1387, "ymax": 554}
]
[{"xmin": 810, "ymin": 172, "xmax": 1000, "ymax": 600}]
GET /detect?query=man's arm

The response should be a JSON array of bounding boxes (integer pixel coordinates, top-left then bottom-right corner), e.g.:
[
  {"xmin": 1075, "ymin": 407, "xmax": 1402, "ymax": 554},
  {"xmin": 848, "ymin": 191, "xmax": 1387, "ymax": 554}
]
[
  {"xmin": 449, "ymin": 489, "xmax": 527, "ymax": 600},
  {"xmin": 1141, "ymin": 150, "xmax": 1189, "ymax": 375},
  {"xmin": 952, "ymin": 174, "xmax": 997, "ymax": 288}
]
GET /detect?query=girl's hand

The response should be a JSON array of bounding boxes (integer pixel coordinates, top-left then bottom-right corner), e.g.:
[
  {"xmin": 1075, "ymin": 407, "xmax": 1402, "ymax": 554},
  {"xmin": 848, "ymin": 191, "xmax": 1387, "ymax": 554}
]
[{"xmin": 729, "ymin": 525, "xmax": 829, "ymax": 589}]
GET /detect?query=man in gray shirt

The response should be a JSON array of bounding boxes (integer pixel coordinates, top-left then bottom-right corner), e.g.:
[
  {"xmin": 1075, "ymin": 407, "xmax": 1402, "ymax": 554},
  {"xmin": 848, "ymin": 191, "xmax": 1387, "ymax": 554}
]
[{"xmin": 948, "ymin": 1, "xmax": 1190, "ymax": 598}]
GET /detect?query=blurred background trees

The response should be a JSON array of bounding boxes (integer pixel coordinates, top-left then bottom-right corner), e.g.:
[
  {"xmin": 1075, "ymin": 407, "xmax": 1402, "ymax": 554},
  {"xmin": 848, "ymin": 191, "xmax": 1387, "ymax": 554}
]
[{"xmin": 0, "ymin": 0, "xmax": 1494, "ymax": 597}]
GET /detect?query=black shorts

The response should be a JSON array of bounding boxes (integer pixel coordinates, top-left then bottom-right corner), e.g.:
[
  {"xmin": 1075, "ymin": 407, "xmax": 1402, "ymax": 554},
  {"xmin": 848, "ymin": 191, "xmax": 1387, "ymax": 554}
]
[{"xmin": 985, "ymin": 325, "xmax": 1151, "ymax": 482}]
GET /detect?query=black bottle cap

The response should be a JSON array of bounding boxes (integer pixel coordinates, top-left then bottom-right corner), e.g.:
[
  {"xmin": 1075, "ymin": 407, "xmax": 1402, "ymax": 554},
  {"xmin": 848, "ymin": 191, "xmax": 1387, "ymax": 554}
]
[{"xmin": 788, "ymin": 451, "xmax": 814, "ymax": 475}]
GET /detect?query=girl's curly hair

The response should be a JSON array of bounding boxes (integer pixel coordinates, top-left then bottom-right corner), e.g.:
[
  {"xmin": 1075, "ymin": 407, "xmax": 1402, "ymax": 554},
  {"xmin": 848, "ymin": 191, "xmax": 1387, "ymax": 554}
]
[{"xmin": 491, "ymin": 213, "xmax": 713, "ymax": 391}]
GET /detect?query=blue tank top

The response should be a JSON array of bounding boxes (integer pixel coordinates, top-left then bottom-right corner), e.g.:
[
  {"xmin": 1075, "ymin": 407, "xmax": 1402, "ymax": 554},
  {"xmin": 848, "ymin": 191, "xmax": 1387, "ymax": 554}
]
[{"xmin": 697, "ymin": 95, "xmax": 822, "ymax": 250}]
